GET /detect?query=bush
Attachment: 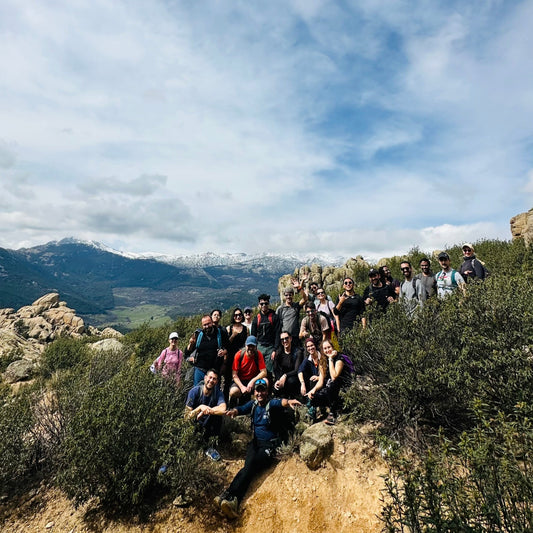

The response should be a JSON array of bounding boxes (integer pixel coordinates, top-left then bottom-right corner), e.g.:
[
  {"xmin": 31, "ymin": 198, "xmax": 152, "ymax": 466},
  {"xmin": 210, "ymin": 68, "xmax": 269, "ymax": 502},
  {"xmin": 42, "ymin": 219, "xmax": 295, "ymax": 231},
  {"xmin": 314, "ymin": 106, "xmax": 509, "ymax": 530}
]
[
  {"xmin": 342, "ymin": 272, "xmax": 533, "ymax": 439},
  {"xmin": 39, "ymin": 337, "xmax": 90, "ymax": 378},
  {"xmin": 0, "ymin": 387, "xmax": 37, "ymax": 493},
  {"xmin": 382, "ymin": 403, "xmax": 533, "ymax": 532},
  {"xmin": 56, "ymin": 356, "xmax": 209, "ymax": 510}
]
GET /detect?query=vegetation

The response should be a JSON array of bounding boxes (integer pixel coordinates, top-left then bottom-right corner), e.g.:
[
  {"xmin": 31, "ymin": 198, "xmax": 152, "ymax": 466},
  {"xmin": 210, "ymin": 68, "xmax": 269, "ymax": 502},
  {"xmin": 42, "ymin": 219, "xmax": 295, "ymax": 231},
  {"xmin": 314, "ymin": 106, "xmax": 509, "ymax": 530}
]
[
  {"xmin": 0, "ymin": 238, "xmax": 532, "ymax": 528},
  {"xmin": 340, "ymin": 239, "xmax": 533, "ymax": 531}
]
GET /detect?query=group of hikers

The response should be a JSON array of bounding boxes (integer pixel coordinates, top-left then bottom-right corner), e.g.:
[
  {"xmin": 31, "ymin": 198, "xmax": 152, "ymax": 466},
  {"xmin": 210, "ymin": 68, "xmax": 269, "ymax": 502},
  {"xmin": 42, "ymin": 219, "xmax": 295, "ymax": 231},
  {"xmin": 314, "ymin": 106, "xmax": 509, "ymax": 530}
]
[{"xmin": 151, "ymin": 243, "xmax": 488, "ymax": 519}]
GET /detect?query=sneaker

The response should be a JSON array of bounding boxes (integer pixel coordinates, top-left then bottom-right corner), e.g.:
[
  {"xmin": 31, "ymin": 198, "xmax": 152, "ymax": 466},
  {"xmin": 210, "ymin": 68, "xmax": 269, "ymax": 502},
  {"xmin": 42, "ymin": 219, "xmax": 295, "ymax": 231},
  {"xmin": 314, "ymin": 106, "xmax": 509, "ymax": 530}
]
[
  {"xmin": 325, "ymin": 413, "xmax": 337, "ymax": 425},
  {"xmin": 221, "ymin": 496, "xmax": 239, "ymax": 519},
  {"xmin": 214, "ymin": 490, "xmax": 228, "ymax": 508},
  {"xmin": 205, "ymin": 447, "xmax": 221, "ymax": 461}
]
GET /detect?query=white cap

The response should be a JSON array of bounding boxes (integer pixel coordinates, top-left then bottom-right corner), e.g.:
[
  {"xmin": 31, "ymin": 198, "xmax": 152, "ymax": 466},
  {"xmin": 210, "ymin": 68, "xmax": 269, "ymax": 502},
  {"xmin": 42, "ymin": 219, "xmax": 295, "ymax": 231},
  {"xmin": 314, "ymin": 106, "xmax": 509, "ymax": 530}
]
[{"xmin": 169, "ymin": 332, "xmax": 179, "ymax": 340}]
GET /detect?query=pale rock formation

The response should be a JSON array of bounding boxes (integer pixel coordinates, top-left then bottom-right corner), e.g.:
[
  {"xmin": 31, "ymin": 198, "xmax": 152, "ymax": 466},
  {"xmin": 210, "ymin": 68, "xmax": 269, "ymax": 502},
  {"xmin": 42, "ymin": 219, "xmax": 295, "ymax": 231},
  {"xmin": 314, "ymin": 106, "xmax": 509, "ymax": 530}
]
[
  {"xmin": 510, "ymin": 208, "xmax": 533, "ymax": 246},
  {"xmin": 0, "ymin": 293, "xmax": 123, "ymax": 383}
]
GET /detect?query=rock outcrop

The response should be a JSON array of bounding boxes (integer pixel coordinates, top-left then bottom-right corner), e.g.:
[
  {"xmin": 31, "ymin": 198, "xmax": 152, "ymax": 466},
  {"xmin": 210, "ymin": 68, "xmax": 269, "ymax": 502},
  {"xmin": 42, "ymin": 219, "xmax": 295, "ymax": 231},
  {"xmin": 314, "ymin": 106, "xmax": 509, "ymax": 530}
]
[
  {"xmin": 299, "ymin": 422, "xmax": 334, "ymax": 469},
  {"xmin": 278, "ymin": 256, "xmax": 370, "ymax": 300},
  {"xmin": 0, "ymin": 293, "xmax": 122, "ymax": 384},
  {"xmin": 510, "ymin": 208, "xmax": 533, "ymax": 246}
]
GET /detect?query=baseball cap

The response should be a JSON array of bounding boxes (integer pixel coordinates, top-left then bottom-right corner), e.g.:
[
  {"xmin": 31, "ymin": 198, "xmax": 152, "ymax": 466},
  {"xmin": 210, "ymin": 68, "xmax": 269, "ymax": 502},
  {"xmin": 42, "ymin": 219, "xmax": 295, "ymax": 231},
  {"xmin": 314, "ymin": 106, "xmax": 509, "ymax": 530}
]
[
  {"xmin": 438, "ymin": 252, "xmax": 450, "ymax": 260},
  {"xmin": 245, "ymin": 335, "xmax": 258, "ymax": 346},
  {"xmin": 168, "ymin": 332, "xmax": 179, "ymax": 340}
]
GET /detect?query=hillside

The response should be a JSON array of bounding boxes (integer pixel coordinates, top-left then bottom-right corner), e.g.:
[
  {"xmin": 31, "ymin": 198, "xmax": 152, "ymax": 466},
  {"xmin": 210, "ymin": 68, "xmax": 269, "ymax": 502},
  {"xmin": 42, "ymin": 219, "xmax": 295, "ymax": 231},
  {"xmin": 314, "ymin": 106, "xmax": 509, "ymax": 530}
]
[
  {"xmin": 1, "ymin": 432, "xmax": 386, "ymax": 533},
  {"xmin": 0, "ymin": 239, "xmax": 321, "ymax": 328}
]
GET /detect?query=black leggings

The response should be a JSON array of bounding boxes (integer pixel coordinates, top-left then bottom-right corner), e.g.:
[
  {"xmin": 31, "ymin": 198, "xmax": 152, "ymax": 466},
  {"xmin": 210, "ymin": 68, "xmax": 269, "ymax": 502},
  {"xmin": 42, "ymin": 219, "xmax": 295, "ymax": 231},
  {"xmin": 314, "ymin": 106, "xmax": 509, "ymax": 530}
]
[{"xmin": 227, "ymin": 440, "xmax": 275, "ymax": 503}]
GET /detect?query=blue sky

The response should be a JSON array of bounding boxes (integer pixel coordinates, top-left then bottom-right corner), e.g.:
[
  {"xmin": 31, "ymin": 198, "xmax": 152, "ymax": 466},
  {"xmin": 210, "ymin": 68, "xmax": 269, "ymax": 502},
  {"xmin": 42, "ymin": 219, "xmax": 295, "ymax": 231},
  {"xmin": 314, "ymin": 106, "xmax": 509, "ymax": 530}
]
[{"xmin": 1, "ymin": 0, "xmax": 532, "ymax": 260}]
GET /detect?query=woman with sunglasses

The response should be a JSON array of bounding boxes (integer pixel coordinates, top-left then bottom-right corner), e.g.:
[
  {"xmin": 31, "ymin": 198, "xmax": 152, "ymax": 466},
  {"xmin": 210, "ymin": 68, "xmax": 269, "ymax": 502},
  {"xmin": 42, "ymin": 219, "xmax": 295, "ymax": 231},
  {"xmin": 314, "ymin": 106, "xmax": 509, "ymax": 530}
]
[
  {"xmin": 335, "ymin": 277, "xmax": 366, "ymax": 334},
  {"xmin": 223, "ymin": 308, "xmax": 249, "ymax": 401}
]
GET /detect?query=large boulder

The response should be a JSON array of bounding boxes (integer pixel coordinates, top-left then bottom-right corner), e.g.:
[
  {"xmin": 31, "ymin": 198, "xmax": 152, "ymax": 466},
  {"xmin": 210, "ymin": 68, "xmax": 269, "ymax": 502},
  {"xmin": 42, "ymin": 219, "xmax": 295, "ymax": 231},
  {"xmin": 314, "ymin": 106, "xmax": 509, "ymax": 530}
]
[
  {"xmin": 299, "ymin": 423, "xmax": 334, "ymax": 469},
  {"xmin": 89, "ymin": 338, "xmax": 124, "ymax": 353},
  {"xmin": 510, "ymin": 208, "xmax": 533, "ymax": 246}
]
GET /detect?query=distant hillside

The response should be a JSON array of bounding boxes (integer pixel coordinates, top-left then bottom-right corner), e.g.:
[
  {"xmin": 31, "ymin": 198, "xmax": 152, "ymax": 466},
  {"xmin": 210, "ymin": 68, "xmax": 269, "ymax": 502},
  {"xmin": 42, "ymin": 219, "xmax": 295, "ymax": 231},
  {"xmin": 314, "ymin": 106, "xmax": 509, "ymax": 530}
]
[{"xmin": 0, "ymin": 239, "xmax": 337, "ymax": 328}]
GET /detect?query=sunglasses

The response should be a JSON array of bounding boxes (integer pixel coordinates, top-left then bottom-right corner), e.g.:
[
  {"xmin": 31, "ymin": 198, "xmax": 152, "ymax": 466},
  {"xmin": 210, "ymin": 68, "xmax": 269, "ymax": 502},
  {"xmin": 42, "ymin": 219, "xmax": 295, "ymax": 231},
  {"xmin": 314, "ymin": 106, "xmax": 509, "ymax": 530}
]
[
  {"xmin": 344, "ymin": 281, "xmax": 353, "ymax": 285},
  {"xmin": 317, "ymin": 291, "xmax": 325, "ymax": 295},
  {"xmin": 280, "ymin": 337, "xmax": 290, "ymax": 342},
  {"xmin": 259, "ymin": 302, "xmax": 269, "ymax": 306},
  {"xmin": 401, "ymin": 267, "xmax": 411, "ymax": 271},
  {"xmin": 234, "ymin": 313, "xmax": 243, "ymax": 317}
]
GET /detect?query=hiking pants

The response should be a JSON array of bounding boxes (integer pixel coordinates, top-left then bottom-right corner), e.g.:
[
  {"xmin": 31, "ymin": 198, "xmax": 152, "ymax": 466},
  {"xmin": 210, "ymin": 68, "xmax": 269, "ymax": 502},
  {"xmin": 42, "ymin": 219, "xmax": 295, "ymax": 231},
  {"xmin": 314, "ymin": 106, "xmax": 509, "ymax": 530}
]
[
  {"xmin": 310, "ymin": 379, "xmax": 342, "ymax": 415},
  {"xmin": 227, "ymin": 439, "xmax": 275, "ymax": 503}
]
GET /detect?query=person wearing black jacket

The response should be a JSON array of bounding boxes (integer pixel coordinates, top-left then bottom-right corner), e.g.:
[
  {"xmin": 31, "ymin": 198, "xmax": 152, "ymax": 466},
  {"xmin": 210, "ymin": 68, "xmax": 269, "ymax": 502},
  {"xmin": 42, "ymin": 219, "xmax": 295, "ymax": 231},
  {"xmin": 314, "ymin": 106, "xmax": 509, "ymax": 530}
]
[
  {"xmin": 459, "ymin": 243, "xmax": 487, "ymax": 282},
  {"xmin": 251, "ymin": 294, "xmax": 281, "ymax": 376},
  {"xmin": 273, "ymin": 331, "xmax": 303, "ymax": 398},
  {"xmin": 185, "ymin": 315, "xmax": 229, "ymax": 386}
]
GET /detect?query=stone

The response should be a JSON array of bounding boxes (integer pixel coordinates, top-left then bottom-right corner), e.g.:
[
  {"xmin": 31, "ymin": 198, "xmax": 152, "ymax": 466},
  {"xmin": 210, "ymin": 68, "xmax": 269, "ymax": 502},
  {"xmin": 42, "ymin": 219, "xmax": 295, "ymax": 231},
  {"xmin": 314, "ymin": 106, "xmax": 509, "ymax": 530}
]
[
  {"xmin": 510, "ymin": 208, "xmax": 533, "ymax": 246},
  {"xmin": 299, "ymin": 423, "xmax": 334, "ymax": 469},
  {"xmin": 3, "ymin": 359, "xmax": 34, "ymax": 383},
  {"xmin": 25, "ymin": 317, "xmax": 53, "ymax": 341},
  {"xmin": 89, "ymin": 338, "xmax": 124, "ymax": 353},
  {"xmin": 101, "ymin": 327, "xmax": 123, "ymax": 338}
]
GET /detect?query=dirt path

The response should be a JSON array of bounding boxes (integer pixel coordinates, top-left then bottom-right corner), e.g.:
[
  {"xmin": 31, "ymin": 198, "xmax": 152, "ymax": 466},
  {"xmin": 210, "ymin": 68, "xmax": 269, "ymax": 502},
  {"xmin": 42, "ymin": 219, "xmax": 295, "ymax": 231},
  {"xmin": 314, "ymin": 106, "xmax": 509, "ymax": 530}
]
[{"xmin": 2, "ymin": 432, "xmax": 386, "ymax": 533}]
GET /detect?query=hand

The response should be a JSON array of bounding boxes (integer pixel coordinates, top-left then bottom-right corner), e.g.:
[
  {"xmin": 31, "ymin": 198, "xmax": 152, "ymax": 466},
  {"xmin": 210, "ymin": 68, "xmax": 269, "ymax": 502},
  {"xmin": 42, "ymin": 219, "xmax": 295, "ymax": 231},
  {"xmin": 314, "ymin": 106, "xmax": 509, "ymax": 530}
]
[
  {"xmin": 186, "ymin": 356, "xmax": 194, "ymax": 364},
  {"xmin": 271, "ymin": 350, "xmax": 276, "ymax": 361},
  {"xmin": 387, "ymin": 296, "xmax": 395, "ymax": 303},
  {"xmin": 365, "ymin": 297, "xmax": 372, "ymax": 305},
  {"xmin": 225, "ymin": 409, "xmax": 237, "ymax": 418},
  {"xmin": 310, "ymin": 375, "xmax": 319, "ymax": 383},
  {"xmin": 307, "ymin": 389, "xmax": 315, "ymax": 399},
  {"xmin": 300, "ymin": 383, "xmax": 307, "ymax": 396},
  {"xmin": 288, "ymin": 399, "xmax": 302, "ymax": 410}
]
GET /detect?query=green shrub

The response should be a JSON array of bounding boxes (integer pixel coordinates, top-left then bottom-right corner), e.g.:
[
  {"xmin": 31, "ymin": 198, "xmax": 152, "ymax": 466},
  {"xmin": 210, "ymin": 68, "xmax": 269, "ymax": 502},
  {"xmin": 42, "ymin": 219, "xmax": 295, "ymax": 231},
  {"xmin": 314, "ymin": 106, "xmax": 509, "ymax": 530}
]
[
  {"xmin": 56, "ymin": 356, "xmax": 208, "ymax": 510},
  {"xmin": 342, "ymin": 272, "xmax": 533, "ymax": 439},
  {"xmin": 382, "ymin": 403, "xmax": 533, "ymax": 532},
  {"xmin": 39, "ymin": 337, "xmax": 90, "ymax": 378},
  {"xmin": 0, "ymin": 387, "xmax": 37, "ymax": 493}
]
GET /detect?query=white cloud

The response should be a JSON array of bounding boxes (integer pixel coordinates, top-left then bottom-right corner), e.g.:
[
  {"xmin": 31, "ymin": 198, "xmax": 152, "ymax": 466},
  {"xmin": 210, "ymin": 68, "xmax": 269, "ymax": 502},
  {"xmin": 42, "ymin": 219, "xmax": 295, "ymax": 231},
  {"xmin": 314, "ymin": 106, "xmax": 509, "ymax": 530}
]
[{"xmin": 0, "ymin": 1, "xmax": 530, "ymax": 257}]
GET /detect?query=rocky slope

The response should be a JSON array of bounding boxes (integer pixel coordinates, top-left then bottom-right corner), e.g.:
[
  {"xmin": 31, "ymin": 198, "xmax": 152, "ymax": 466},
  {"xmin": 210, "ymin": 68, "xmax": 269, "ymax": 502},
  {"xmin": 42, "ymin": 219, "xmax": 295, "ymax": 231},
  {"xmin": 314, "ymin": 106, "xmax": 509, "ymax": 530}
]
[{"xmin": 0, "ymin": 292, "xmax": 121, "ymax": 384}]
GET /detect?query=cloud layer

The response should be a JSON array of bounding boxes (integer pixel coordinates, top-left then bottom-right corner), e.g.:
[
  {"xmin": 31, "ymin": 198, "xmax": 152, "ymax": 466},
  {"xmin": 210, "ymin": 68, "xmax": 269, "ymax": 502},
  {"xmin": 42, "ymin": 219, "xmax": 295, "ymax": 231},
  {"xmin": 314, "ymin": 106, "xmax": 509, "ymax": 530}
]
[{"xmin": 1, "ymin": 0, "xmax": 531, "ymax": 258}]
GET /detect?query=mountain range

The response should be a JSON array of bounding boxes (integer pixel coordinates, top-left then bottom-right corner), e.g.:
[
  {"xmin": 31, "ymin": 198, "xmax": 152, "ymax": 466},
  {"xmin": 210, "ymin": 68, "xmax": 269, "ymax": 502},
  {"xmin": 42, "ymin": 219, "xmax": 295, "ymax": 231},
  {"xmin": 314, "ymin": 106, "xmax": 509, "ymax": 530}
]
[{"xmin": 0, "ymin": 238, "xmax": 345, "ymax": 329}]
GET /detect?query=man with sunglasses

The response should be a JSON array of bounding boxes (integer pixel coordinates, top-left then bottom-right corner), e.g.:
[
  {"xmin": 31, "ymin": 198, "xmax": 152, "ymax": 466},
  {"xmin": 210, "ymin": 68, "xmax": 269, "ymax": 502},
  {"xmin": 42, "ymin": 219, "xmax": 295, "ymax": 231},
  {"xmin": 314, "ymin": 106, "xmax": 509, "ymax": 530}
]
[
  {"xmin": 399, "ymin": 261, "xmax": 427, "ymax": 315},
  {"xmin": 273, "ymin": 331, "xmax": 304, "ymax": 398},
  {"xmin": 215, "ymin": 378, "xmax": 301, "ymax": 518},
  {"xmin": 335, "ymin": 277, "xmax": 366, "ymax": 334},
  {"xmin": 251, "ymin": 294, "xmax": 281, "ymax": 376}
]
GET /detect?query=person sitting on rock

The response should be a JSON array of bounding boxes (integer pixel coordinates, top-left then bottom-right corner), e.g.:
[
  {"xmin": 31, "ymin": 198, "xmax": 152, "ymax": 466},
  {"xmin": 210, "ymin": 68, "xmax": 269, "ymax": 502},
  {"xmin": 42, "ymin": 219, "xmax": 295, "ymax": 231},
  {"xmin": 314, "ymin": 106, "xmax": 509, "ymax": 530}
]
[
  {"xmin": 306, "ymin": 339, "xmax": 352, "ymax": 426},
  {"xmin": 214, "ymin": 378, "xmax": 301, "ymax": 518},
  {"xmin": 228, "ymin": 335, "xmax": 267, "ymax": 407},
  {"xmin": 273, "ymin": 331, "xmax": 304, "ymax": 398},
  {"xmin": 185, "ymin": 368, "xmax": 227, "ymax": 461}
]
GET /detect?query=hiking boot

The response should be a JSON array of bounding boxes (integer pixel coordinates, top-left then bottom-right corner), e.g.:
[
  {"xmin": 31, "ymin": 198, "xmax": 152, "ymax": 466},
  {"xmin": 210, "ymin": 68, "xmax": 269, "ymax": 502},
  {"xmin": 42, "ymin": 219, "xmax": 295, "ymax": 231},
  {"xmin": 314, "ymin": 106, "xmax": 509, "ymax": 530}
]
[
  {"xmin": 325, "ymin": 413, "xmax": 337, "ymax": 425},
  {"xmin": 220, "ymin": 496, "xmax": 239, "ymax": 519},
  {"xmin": 214, "ymin": 490, "xmax": 228, "ymax": 508},
  {"xmin": 205, "ymin": 447, "xmax": 221, "ymax": 461}
]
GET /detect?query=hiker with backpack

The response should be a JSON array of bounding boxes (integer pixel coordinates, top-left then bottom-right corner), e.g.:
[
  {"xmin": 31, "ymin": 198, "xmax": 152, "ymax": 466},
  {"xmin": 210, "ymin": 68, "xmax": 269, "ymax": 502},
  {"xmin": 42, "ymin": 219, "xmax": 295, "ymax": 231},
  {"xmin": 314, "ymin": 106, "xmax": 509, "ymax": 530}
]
[
  {"xmin": 316, "ymin": 288, "xmax": 340, "ymax": 346},
  {"xmin": 436, "ymin": 252, "xmax": 466, "ymax": 298},
  {"xmin": 228, "ymin": 335, "xmax": 267, "ymax": 407},
  {"xmin": 185, "ymin": 368, "xmax": 226, "ymax": 461},
  {"xmin": 251, "ymin": 294, "xmax": 281, "ymax": 376},
  {"xmin": 304, "ymin": 339, "xmax": 353, "ymax": 425},
  {"xmin": 399, "ymin": 260, "xmax": 427, "ymax": 316},
  {"xmin": 215, "ymin": 378, "xmax": 301, "ymax": 518},
  {"xmin": 185, "ymin": 315, "xmax": 229, "ymax": 386},
  {"xmin": 151, "ymin": 331, "xmax": 184, "ymax": 384},
  {"xmin": 459, "ymin": 243, "xmax": 488, "ymax": 282},
  {"xmin": 363, "ymin": 269, "xmax": 396, "ymax": 316}
]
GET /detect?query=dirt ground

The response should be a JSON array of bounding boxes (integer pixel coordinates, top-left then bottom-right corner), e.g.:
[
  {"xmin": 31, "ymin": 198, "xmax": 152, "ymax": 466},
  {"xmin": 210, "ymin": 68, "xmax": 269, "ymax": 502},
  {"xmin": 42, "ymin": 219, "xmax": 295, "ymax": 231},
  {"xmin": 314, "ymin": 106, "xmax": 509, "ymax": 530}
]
[{"xmin": 1, "ymin": 428, "xmax": 387, "ymax": 533}]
